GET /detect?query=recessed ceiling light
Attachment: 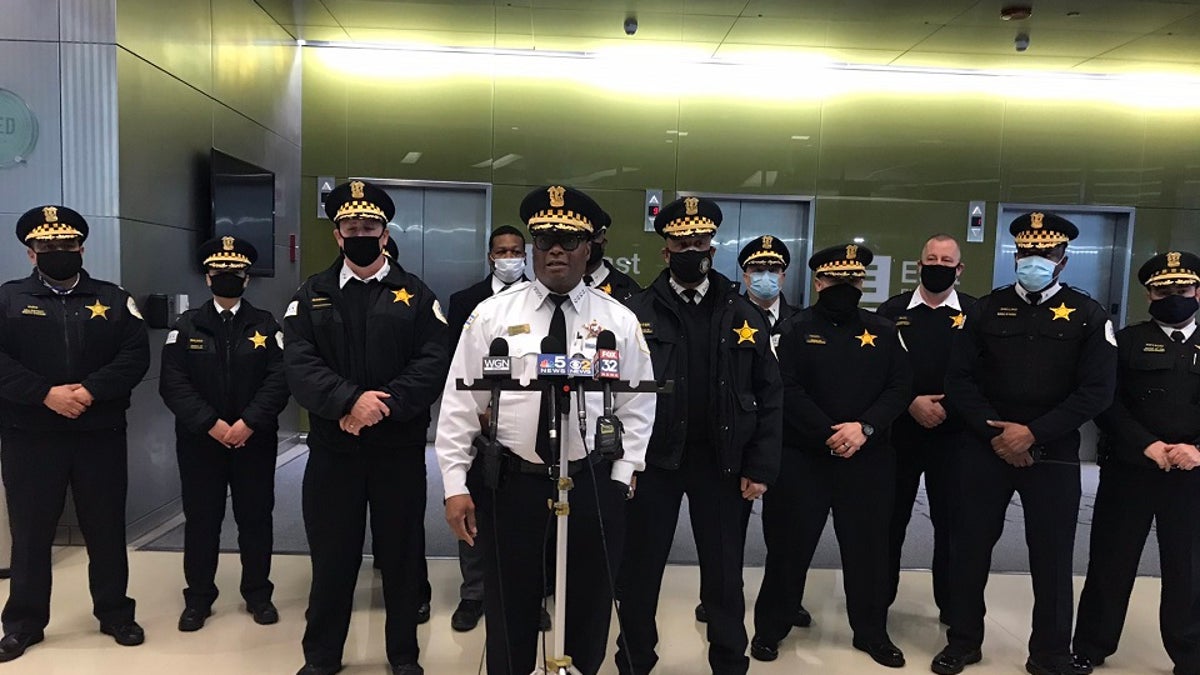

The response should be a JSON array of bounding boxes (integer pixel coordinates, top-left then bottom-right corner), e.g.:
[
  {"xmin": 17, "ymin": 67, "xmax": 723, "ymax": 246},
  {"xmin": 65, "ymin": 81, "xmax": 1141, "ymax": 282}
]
[{"xmin": 1000, "ymin": 5, "xmax": 1033, "ymax": 21}]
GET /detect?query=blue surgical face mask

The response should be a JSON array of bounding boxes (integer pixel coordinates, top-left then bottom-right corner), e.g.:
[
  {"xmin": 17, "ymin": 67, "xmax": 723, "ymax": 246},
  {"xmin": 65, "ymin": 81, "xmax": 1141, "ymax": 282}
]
[
  {"xmin": 1015, "ymin": 255, "xmax": 1059, "ymax": 293},
  {"xmin": 748, "ymin": 271, "xmax": 781, "ymax": 301}
]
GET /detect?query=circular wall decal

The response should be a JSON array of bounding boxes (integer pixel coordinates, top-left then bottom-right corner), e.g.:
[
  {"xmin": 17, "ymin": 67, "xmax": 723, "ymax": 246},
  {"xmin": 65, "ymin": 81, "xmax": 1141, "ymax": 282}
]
[{"xmin": 0, "ymin": 89, "xmax": 39, "ymax": 169}]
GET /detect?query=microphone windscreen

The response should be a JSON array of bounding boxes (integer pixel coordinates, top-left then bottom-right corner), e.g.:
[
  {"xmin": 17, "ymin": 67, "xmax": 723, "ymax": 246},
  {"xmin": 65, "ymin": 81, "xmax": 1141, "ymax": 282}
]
[{"xmin": 488, "ymin": 337, "xmax": 509, "ymax": 357}]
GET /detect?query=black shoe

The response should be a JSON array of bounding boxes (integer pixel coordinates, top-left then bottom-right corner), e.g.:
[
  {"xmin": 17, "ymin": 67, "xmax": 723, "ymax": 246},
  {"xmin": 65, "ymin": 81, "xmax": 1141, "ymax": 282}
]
[
  {"xmin": 750, "ymin": 636, "xmax": 779, "ymax": 662},
  {"xmin": 178, "ymin": 607, "xmax": 211, "ymax": 632},
  {"xmin": 793, "ymin": 605, "xmax": 813, "ymax": 628},
  {"xmin": 390, "ymin": 664, "xmax": 424, "ymax": 675},
  {"xmin": 1026, "ymin": 655, "xmax": 1094, "ymax": 675},
  {"xmin": 416, "ymin": 602, "xmax": 431, "ymax": 625},
  {"xmin": 853, "ymin": 637, "xmax": 905, "ymax": 668},
  {"xmin": 0, "ymin": 631, "xmax": 43, "ymax": 662},
  {"xmin": 694, "ymin": 603, "xmax": 707, "ymax": 623},
  {"xmin": 1071, "ymin": 654, "xmax": 1095, "ymax": 674},
  {"xmin": 540, "ymin": 607, "xmax": 552, "ymax": 632},
  {"xmin": 100, "ymin": 621, "xmax": 145, "ymax": 646},
  {"xmin": 931, "ymin": 647, "xmax": 982, "ymax": 675},
  {"xmin": 248, "ymin": 601, "xmax": 279, "ymax": 625},
  {"xmin": 451, "ymin": 599, "xmax": 483, "ymax": 632},
  {"xmin": 296, "ymin": 665, "xmax": 342, "ymax": 675}
]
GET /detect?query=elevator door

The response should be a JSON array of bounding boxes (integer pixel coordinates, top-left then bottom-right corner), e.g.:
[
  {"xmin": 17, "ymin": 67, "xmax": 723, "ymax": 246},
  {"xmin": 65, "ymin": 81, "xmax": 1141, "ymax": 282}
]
[{"xmin": 697, "ymin": 197, "xmax": 813, "ymax": 307}]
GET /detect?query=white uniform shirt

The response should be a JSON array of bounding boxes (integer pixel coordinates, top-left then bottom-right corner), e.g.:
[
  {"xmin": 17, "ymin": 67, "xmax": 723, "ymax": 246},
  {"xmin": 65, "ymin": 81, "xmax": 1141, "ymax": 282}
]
[{"xmin": 435, "ymin": 278, "xmax": 656, "ymax": 499}]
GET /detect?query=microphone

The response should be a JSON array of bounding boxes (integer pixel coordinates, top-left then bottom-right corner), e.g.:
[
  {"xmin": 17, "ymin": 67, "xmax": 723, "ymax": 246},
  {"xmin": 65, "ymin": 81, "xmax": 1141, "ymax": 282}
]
[
  {"xmin": 482, "ymin": 338, "xmax": 511, "ymax": 440},
  {"xmin": 477, "ymin": 337, "xmax": 512, "ymax": 490},
  {"xmin": 537, "ymin": 336, "xmax": 568, "ymax": 465},
  {"xmin": 593, "ymin": 330, "xmax": 624, "ymax": 461}
]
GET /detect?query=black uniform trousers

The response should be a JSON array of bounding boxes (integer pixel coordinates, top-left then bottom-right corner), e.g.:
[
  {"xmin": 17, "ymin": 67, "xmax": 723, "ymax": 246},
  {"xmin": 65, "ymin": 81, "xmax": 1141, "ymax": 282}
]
[
  {"xmin": 753, "ymin": 445, "xmax": 894, "ymax": 646},
  {"xmin": 887, "ymin": 432, "xmax": 955, "ymax": 612},
  {"xmin": 470, "ymin": 458, "xmax": 624, "ymax": 675},
  {"xmin": 177, "ymin": 432, "xmax": 276, "ymax": 610},
  {"xmin": 1075, "ymin": 464, "xmax": 1200, "ymax": 673},
  {"xmin": 301, "ymin": 443, "xmax": 426, "ymax": 668},
  {"xmin": 0, "ymin": 427, "xmax": 134, "ymax": 633},
  {"xmin": 616, "ymin": 450, "xmax": 753, "ymax": 675},
  {"xmin": 945, "ymin": 434, "xmax": 1081, "ymax": 661}
]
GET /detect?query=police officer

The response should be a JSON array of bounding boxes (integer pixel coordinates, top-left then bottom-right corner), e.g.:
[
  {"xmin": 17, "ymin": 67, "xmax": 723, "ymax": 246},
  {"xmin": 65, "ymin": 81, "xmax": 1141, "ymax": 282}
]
[
  {"xmin": 616, "ymin": 196, "xmax": 782, "ymax": 675},
  {"xmin": 1074, "ymin": 251, "xmax": 1200, "ymax": 674},
  {"xmin": 439, "ymin": 224, "xmax": 527, "ymax": 632},
  {"xmin": 875, "ymin": 234, "xmax": 975, "ymax": 620},
  {"xmin": 159, "ymin": 236, "xmax": 290, "ymax": 632},
  {"xmin": 751, "ymin": 243, "xmax": 912, "ymax": 669},
  {"xmin": 284, "ymin": 180, "xmax": 449, "ymax": 675},
  {"xmin": 935, "ymin": 212, "xmax": 1116, "ymax": 675},
  {"xmin": 738, "ymin": 235, "xmax": 798, "ymax": 333},
  {"xmin": 582, "ymin": 211, "xmax": 641, "ymax": 302},
  {"xmin": 435, "ymin": 185, "xmax": 655, "ymax": 675},
  {"xmin": 694, "ymin": 234, "xmax": 799, "ymax": 627},
  {"xmin": 0, "ymin": 206, "xmax": 150, "ymax": 661}
]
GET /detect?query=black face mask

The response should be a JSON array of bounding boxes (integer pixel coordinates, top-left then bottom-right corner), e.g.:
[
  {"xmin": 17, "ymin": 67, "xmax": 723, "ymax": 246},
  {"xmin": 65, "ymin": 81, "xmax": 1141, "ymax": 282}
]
[
  {"xmin": 815, "ymin": 282, "xmax": 863, "ymax": 322},
  {"xmin": 1149, "ymin": 294, "xmax": 1199, "ymax": 326},
  {"xmin": 209, "ymin": 272, "xmax": 246, "ymax": 298},
  {"xmin": 37, "ymin": 250, "xmax": 83, "ymax": 282},
  {"xmin": 341, "ymin": 235, "xmax": 383, "ymax": 267},
  {"xmin": 587, "ymin": 240, "xmax": 606, "ymax": 267},
  {"xmin": 920, "ymin": 264, "xmax": 958, "ymax": 294},
  {"xmin": 669, "ymin": 250, "xmax": 711, "ymax": 284}
]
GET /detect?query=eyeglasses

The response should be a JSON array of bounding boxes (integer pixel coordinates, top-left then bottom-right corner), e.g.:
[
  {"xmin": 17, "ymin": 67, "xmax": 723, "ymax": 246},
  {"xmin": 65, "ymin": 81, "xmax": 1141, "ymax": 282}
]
[{"xmin": 532, "ymin": 233, "xmax": 587, "ymax": 252}]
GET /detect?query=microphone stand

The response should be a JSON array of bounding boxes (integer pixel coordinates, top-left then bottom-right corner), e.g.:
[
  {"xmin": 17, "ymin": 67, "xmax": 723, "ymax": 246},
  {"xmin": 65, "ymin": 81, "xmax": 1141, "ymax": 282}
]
[{"xmin": 455, "ymin": 376, "xmax": 672, "ymax": 675}]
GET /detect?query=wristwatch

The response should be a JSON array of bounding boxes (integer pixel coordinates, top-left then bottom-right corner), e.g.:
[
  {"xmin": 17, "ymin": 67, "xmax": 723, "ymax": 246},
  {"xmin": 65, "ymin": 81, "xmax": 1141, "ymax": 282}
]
[{"xmin": 860, "ymin": 422, "xmax": 875, "ymax": 438}]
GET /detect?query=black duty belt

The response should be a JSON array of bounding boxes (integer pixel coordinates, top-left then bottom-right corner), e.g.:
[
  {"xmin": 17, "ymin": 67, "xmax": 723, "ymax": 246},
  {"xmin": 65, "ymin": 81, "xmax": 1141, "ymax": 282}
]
[{"xmin": 510, "ymin": 451, "xmax": 608, "ymax": 478}]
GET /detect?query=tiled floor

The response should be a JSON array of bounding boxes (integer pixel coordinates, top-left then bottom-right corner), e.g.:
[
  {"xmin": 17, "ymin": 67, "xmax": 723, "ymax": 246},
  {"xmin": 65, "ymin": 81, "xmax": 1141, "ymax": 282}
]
[{"xmin": 0, "ymin": 548, "xmax": 1175, "ymax": 674}]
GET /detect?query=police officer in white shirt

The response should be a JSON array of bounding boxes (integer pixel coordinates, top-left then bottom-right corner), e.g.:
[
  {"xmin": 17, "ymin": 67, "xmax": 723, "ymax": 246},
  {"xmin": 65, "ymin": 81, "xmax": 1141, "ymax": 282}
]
[{"xmin": 435, "ymin": 185, "xmax": 655, "ymax": 675}]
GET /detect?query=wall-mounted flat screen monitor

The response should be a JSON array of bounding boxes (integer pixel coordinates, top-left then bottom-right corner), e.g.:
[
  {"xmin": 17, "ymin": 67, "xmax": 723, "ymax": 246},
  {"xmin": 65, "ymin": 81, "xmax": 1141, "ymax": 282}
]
[{"xmin": 210, "ymin": 148, "xmax": 275, "ymax": 277}]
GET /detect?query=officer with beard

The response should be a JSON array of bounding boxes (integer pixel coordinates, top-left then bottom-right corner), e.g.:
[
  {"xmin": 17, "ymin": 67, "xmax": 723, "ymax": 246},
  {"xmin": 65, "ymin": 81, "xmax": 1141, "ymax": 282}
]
[
  {"xmin": 750, "ymin": 243, "xmax": 912, "ymax": 669},
  {"xmin": 1074, "ymin": 251, "xmax": 1200, "ymax": 675},
  {"xmin": 581, "ymin": 212, "xmax": 641, "ymax": 303},
  {"xmin": 617, "ymin": 195, "xmax": 782, "ymax": 675},
  {"xmin": 284, "ymin": 180, "xmax": 450, "ymax": 675},
  {"xmin": 875, "ymin": 234, "xmax": 975, "ymax": 621},
  {"xmin": 0, "ymin": 205, "xmax": 150, "ymax": 661},
  {"xmin": 934, "ymin": 212, "xmax": 1115, "ymax": 675}
]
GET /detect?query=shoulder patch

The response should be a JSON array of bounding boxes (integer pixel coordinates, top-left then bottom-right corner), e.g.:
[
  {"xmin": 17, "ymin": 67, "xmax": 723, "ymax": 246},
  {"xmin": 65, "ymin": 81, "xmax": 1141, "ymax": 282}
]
[
  {"xmin": 126, "ymin": 296, "xmax": 143, "ymax": 320},
  {"xmin": 432, "ymin": 299, "xmax": 447, "ymax": 325},
  {"xmin": 1105, "ymin": 320, "xmax": 1117, "ymax": 347},
  {"xmin": 275, "ymin": 330, "xmax": 284, "ymax": 349},
  {"xmin": 285, "ymin": 300, "xmax": 299, "ymax": 318},
  {"xmin": 463, "ymin": 310, "xmax": 478, "ymax": 332},
  {"xmin": 165, "ymin": 330, "xmax": 178, "ymax": 345}
]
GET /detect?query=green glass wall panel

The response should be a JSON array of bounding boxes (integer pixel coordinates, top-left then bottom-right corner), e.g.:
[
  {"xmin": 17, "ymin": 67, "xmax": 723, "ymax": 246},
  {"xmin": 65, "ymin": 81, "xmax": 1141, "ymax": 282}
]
[
  {"xmin": 116, "ymin": 0, "xmax": 212, "ymax": 94},
  {"xmin": 492, "ymin": 80, "xmax": 680, "ymax": 190},
  {"xmin": 212, "ymin": 0, "xmax": 302, "ymax": 145},
  {"xmin": 1000, "ymin": 101, "xmax": 1146, "ymax": 206},
  {"xmin": 817, "ymin": 94, "xmax": 1004, "ymax": 202},
  {"xmin": 301, "ymin": 57, "xmax": 349, "ymax": 177},
  {"xmin": 677, "ymin": 97, "xmax": 820, "ymax": 195},
  {"xmin": 1140, "ymin": 110, "xmax": 1200, "ymax": 209}
]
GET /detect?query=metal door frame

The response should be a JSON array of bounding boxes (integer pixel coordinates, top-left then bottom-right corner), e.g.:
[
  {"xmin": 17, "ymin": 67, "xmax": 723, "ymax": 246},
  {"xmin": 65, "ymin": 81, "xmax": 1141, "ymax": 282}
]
[
  {"xmin": 676, "ymin": 191, "xmax": 817, "ymax": 299},
  {"xmin": 993, "ymin": 202, "xmax": 1136, "ymax": 328},
  {"xmin": 353, "ymin": 177, "xmax": 494, "ymax": 275}
]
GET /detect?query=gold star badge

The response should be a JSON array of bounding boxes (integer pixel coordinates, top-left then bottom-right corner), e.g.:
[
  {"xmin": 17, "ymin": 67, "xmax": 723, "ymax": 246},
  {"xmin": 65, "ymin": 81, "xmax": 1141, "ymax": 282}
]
[
  {"xmin": 1050, "ymin": 303, "xmax": 1076, "ymax": 321},
  {"xmin": 951, "ymin": 312, "xmax": 966, "ymax": 329},
  {"xmin": 733, "ymin": 320, "xmax": 758, "ymax": 345},
  {"xmin": 85, "ymin": 300, "xmax": 110, "ymax": 319},
  {"xmin": 601, "ymin": 283, "xmax": 613, "ymax": 295},
  {"xmin": 248, "ymin": 331, "xmax": 268, "ymax": 349},
  {"xmin": 392, "ymin": 288, "xmax": 413, "ymax": 305},
  {"xmin": 856, "ymin": 329, "xmax": 878, "ymax": 347}
]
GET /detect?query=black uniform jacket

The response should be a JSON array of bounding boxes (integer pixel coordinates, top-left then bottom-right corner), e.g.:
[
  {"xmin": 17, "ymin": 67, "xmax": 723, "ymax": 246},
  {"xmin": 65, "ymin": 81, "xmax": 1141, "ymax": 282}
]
[
  {"xmin": 945, "ymin": 284, "xmax": 1116, "ymax": 454},
  {"xmin": 447, "ymin": 274, "xmax": 509, "ymax": 357},
  {"xmin": 625, "ymin": 269, "xmax": 782, "ymax": 484},
  {"xmin": 744, "ymin": 293, "xmax": 798, "ymax": 335},
  {"xmin": 775, "ymin": 306, "xmax": 912, "ymax": 452},
  {"xmin": 1098, "ymin": 320, "xmax": 1200, "ymax": 469},
  {"xmin": 160, "ymin": 299, "xmax": 289, "ymax": 438},
  {"xmin": 595, "ymin": 260, "xmax": 642, "ymax": 303},
  {"xmin": 0, "ymin": 270, "xmax": 149, "ymax": 430},
  {"xmin": 283, "ymin": 260, "xmax": 450, "ymax": 452}
]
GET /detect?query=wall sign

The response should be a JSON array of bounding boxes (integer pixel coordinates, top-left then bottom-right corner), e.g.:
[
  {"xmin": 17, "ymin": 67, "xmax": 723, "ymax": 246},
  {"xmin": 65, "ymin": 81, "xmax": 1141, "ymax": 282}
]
[{"xmin": 0, "ymin": 89, "xmax": 38, "ymax": 169}]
